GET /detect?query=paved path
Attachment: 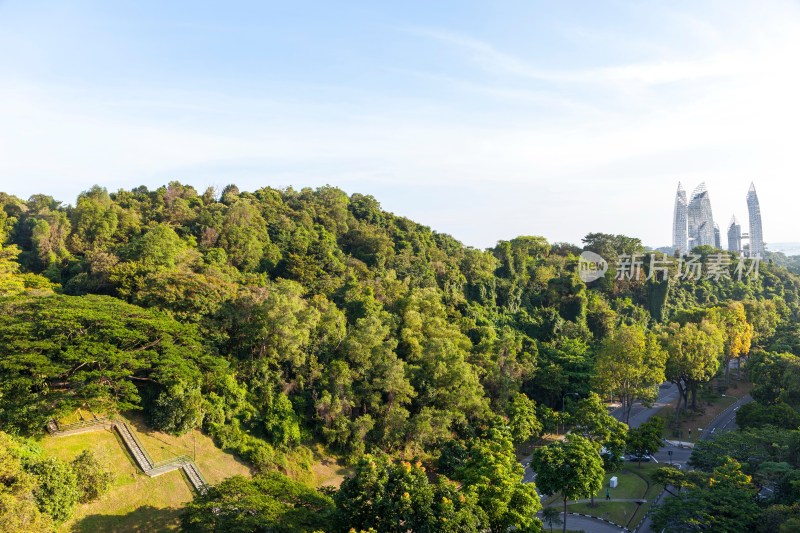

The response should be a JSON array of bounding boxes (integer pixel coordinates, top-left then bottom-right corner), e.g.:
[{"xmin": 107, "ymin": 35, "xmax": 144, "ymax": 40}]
[
  {"xmin": 611, "ymin": 383, "xmax": 679, "ymax": 428},
  {"xmin": 568, "ymin": 498, "xmax": 649, "ymax": 504},
  {"xmin": 550, "ymin": 512, "xmax": 629, "ymax": 533}
]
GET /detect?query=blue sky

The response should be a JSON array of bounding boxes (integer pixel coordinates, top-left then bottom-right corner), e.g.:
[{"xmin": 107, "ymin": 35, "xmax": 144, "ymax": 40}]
[{"xmin": 1, "ymin": 1, "xmax": 799, "ymax": 248}]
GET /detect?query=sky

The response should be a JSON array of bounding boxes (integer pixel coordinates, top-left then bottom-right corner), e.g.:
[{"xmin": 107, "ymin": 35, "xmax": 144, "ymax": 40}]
[{"xmin": 1, "ymin": 0, "xmax": 799, "ymax": 249}]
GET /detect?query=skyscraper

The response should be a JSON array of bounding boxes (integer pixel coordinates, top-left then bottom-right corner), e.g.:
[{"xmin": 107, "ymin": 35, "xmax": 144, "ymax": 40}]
[
  {"xmin": 747, "ymin": 182, "xmax": 764, "ymax": 256},
  {"xmin": 714, "ymin": 223, "xmax": 721, "ymax": 249},
  {"xmin": 727, "ymin": 216, "xmax": 741, "ymax": 253},
  {"xmin": 688, "ymin": 183, "xmax": 716, "ymax": 249},
  {"xmin": 672, "ymin": 182, "xmax": 688, "ymax": 254}
]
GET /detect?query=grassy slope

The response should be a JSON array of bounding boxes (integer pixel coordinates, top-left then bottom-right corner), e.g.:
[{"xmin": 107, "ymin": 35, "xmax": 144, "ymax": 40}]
[{"xmin": 41, "ymin": 416, "xmax": 252, "ymax": 532}]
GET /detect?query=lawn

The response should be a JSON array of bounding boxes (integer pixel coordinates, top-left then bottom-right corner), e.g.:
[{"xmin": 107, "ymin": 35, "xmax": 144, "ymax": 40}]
[
  {"xmin": 41, "ymin": 413, "xmax": 253, "ymax": 532},
  {"xmin": 543, "ymin": 463, "xmax": 664, "ymax": 530},
  {"xmin": 123, "ymin": 413, "xmax": 253, "ymax": 485}
]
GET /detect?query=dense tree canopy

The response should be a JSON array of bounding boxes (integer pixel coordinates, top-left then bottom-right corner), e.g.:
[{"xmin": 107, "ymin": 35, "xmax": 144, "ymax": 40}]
[{"xmin": 2, "ymin": 183, "xmax": 800, "ymax": 531}]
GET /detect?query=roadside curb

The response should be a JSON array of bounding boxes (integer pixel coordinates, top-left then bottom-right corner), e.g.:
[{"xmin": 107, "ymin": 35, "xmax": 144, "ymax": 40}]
[
  {"xmin": 700, "ymin": 394, "xmax": 752, "ymax": 441},
  {"xmin": 566, "ymin": 511, "xmax": 630, "ymax": 531}
]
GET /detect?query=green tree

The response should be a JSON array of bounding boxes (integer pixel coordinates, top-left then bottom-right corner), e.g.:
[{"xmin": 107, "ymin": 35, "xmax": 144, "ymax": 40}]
[
  {"xmin": 748, "ymin": 351, "xmax": 796, "ymax": 405},
  {"xmin": 569, "ymin": 392, "xmax": 628, "ymax": 504},
  {"xmin": 531, "ymin": 434, "xmax": 604, "ymax": 533},
  {"xmin": 689, "ymin": 426, "xmax": 794, "ymax": 471},
  {"xmin": 0, "ymin": 432, "xmax": 53, "ymax": 531},
  {"xmin": 398, "ymin": 288, "xmax": 488, "ymax": 434},
  {"xmin": 709, "ymin": 302, "xmax": 753, "ymax": 384},
  {"xmin": 0, "ymin": 294, "xmax": 218, "ymax": 434},
  {"xmin": 541, "ymin": 507, "xmax": 562, "ymax": 533},
  {"xmin": 736, "ymin": 401, "xmax": 800, "ymax": 430},
  {"xmin": 744, "ymin": 298, "xmax": 784, "ymax": 348},
  {"xmin": 626, "ymin": 417, "xmax": 664, "ymax": 465},
  {"xmin": 457, "ymin": 428, "xmax": 541, "ymax": 532},
  {"xmin": 218, "ymin": 198, "xmax": 276, "ymax": 271},
  {"xmin": 183, "ymin": 472, "xmax": 334, "ymax": 532},
  {"xmin": 68, "ymin": 186, "xmax": 120, "ymax": 252},
  {"xmin": 151, "ymin": 382, "xmax": 205, "ymax": 434},
  {"xmin": 126, "ymin": 223, "xmax": 187, "ymax": 268},
  {"xmin": 594, "ymin": 325, "xmax": 667, "ymax": 423},
  {"xmin": 570, "ymin": 392, "xmax": 628, "ymax": 469},
  {"xmin": 663, "ymin": 320, "xmax": 724, "ymax": 411},
  {"xmin": 27, "ymin": 209, "xmax": 71, "ymax": 270},
  {"xmin": 505, "ymin": 392, "xmax": 543, "ymax": 444},
  {"xmin": 70, "ymin": 450, "xmax": 113, "ymax": 503},
  {"xmin": 333, "ymin": 455, "xmax": 483, "ymax": 533},
  {"xmin": 652, "ymin": 467, "xmax": 697, "ymax": 495},
  {"xmin": 651, "ymin": 457, "xmax": 759, "ymax": 532},
  {"xmin": 29, "ymin": 458, "xmax": 78, "ymax": 523},
  {"xmin": 0, "ymin": 245, "xmax": 27, "ymax": 296},
  {"xmin": 262, "ymin": 389, "xmax": 302, "ymax": 448}
]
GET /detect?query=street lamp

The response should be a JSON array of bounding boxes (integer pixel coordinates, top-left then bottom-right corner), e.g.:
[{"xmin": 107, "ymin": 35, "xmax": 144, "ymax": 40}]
[{"xmin": 561, "ymin": 392, "xmax": 580, "ymax": 434}]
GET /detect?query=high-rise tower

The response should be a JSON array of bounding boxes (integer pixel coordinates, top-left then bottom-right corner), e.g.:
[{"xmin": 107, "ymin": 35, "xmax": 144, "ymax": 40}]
[
  {"xmin": 688, "ymin": 183, "xmax": 716, "ymax": 248},
  {"xmin": 672, "ymin": 182, "xmax": 688, "ymax": 254},
  {"xmin": 747, "ymin": 182, "xmax": 764, "ymax": 256},
  {"xmin": 727, "ymin": 216, "xmax": 741, "ymax": 253}
]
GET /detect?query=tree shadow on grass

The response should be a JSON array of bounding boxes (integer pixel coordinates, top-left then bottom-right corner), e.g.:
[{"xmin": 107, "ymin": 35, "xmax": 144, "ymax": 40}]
[{"xmin": 71, "ymin": 506, "xmax": 182, "ymax": 532}]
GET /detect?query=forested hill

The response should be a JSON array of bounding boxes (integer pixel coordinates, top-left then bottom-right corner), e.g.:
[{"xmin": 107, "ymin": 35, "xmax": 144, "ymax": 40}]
[
  {"xmin": 2, "ymin": 183, "xmax": 800, "ymax": 529},
  {"xmin": 1, "ymin": 183, "xmax": 798, "ymax": 442}
]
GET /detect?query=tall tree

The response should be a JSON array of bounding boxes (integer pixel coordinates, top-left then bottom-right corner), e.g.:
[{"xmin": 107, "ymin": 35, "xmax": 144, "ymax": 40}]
[
  {"xmin": 28, "ymin": 457, "xmax": 78, "ymax": 523},
  {"xmin": 651, "ymin": 458, "xmax": 760, "ymax": 532},
  {"xmin": 531, "ymin": 434, "xmax": 605, "ymax": 533},
  {"xmin": 569, "ymin": 392, "xmax": 628, "ymax": 503},
  {"xmin": 457, "ymin": 428, "xmax": 541, "ymax": 532},
  {"xmin": 0, "ymin": 294, "xmax": 218, "ymax": 434},
  {"xmin": 68, "ymin": 186, "xmax": 120, "ymax": 253},
  {"xmin": 663, "ymin": 320, "xmax": 724, "ymax": 411},
  {"xmin": 709, "ymin": 302, "xmax": 753, "ymax": 384},
  {"xmin": 505, "ymin": 392, "xmax": 543, "ymax": 445},
  {"xmin": 333, "ymin": 455, "xmax": 483, "ymax": 533},
  {"xmin": 594, "ymin": 325, "xmax": 667, "ymax": 423}
]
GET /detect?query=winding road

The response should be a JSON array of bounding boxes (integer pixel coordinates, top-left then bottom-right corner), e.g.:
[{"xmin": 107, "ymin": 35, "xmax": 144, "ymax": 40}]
[
  {"xmin": 525, "ymin": 384, "xmax": 752, "ymax": 532},
  {"xmin": 546, "ymin": 512, "xmax": 629, "ymax": 533}
]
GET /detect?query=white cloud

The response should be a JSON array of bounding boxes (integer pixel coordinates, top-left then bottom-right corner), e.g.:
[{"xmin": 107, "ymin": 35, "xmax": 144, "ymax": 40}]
[{"xmin": 2, "ymin": 2, "xmax": 800, "ymax": 248}]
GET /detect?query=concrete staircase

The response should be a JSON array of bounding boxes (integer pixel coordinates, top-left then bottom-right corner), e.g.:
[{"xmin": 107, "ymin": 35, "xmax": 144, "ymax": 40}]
[
  {"xmin": 113, "ymin": 421, "xmax": 153, "ymax": 472},
  {"xmin": 48, "ymin": 416, "xmax": 207, "ymax": 494},
  {"xmin": 47, "ymin": 417, "xmax": 114, "ymax": 436},
  {"xmin": 182, "ymin": 461, "xmax": 208, "ymax": 493},
  {"xmin": 147, "ymin": 456, "xmax": 189, "ymax": 477}
]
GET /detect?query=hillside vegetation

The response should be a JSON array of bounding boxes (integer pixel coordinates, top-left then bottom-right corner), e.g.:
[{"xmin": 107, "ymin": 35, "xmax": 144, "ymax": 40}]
[{"xmin": 3, "ymin": 183, "xmax": 800, "ymax": 531}]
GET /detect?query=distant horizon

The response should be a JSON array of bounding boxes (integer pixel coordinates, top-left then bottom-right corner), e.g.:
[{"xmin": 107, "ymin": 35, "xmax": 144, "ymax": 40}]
[
  {"xmin": 3, "ymin": 1, "xmax": 800, "ymax": 248},
  {"xmin": 3, "ymin": 179, "xmax": 798, "ymax": 255}
]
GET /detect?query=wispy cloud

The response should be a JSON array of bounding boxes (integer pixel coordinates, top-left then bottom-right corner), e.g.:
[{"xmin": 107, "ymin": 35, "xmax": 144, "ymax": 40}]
[
  {"xmin": 408, "ymin": 27, "xmax": 568, "ymax": 82},
  {"xmin": 2, "ymin": 1, "xmax": 800, "ymax": 247}
]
